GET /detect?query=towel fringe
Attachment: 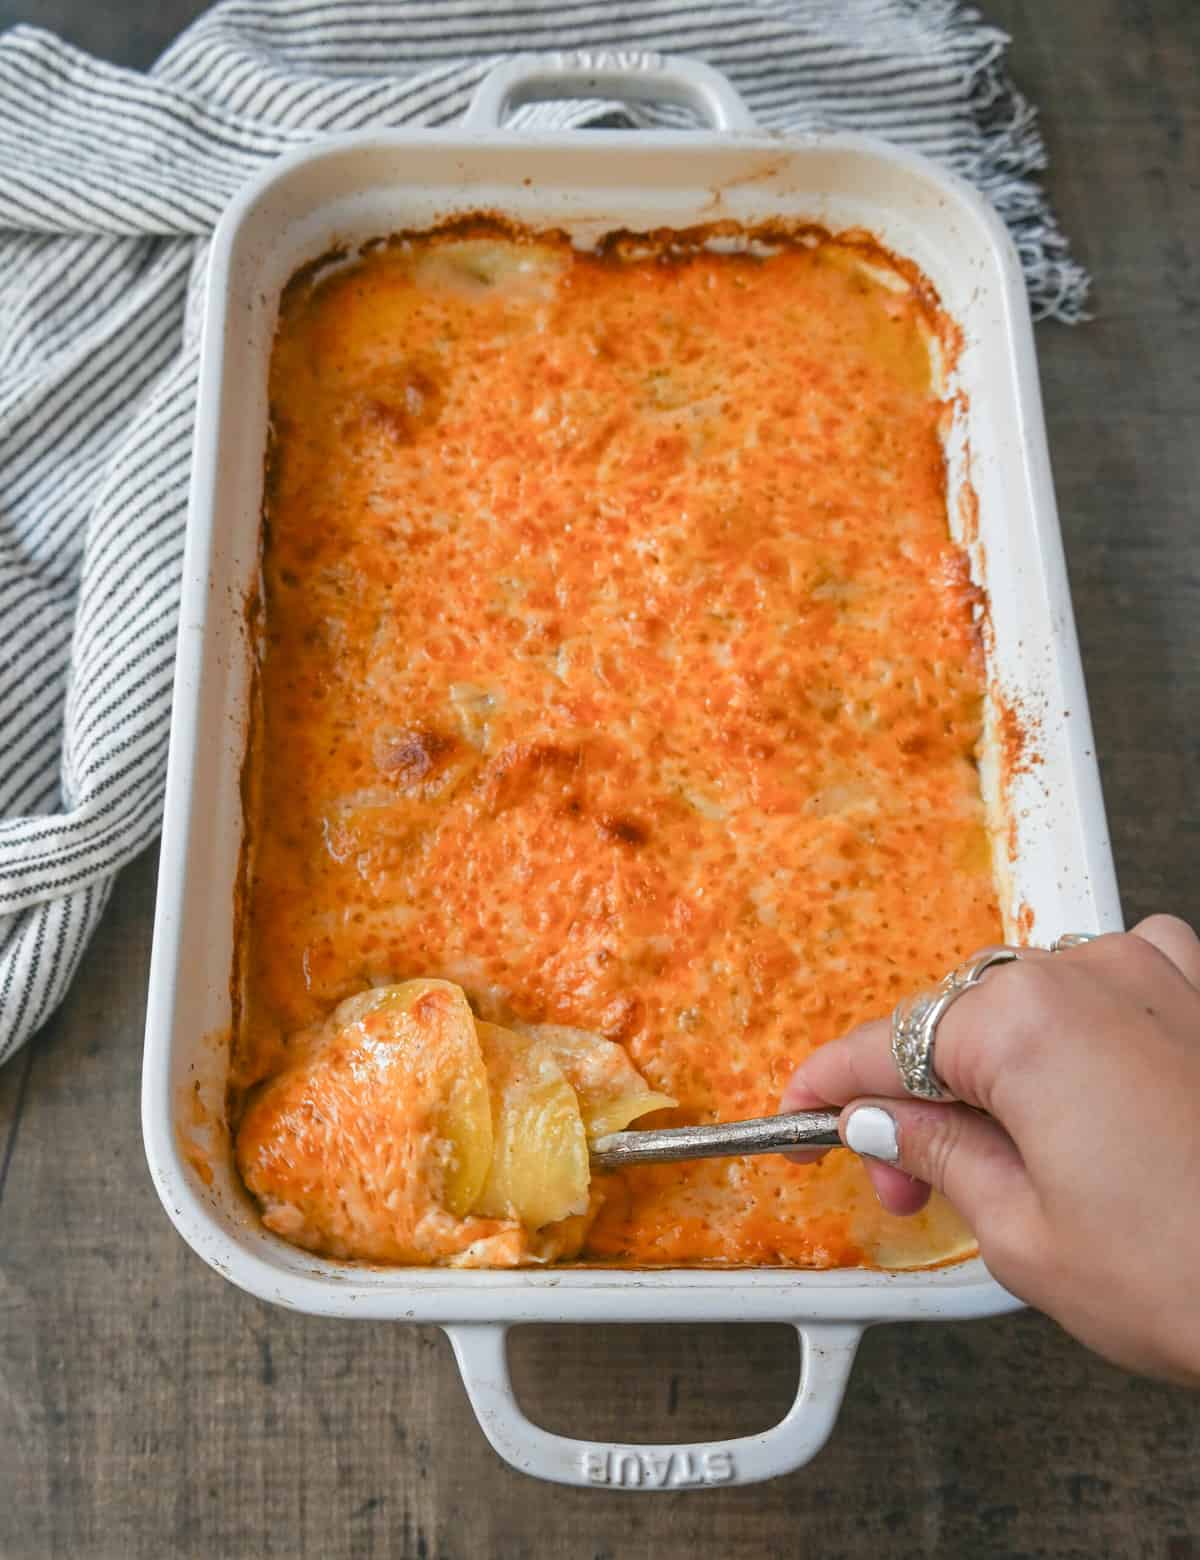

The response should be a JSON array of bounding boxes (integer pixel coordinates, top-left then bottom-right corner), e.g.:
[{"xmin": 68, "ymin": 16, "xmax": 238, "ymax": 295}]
[{"xmin": 916, "ymin": 2, "xmax": 1090, "ymax": 321}]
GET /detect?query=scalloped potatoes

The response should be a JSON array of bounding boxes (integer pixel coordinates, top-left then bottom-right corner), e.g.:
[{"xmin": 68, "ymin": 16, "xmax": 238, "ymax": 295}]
[
  {"xmin": 235, "ymin": 223, "xmax": 1000, "ymax": 1270},
  {"xmin": 236, "ymin": 984, "xmax": 672, "ymax": 1263}
]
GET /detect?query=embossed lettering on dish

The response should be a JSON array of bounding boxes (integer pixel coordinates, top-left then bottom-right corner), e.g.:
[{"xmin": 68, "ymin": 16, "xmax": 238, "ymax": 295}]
[{"xmin": 582, "ymin": 1447, "xmax": 736, "ymax": 1487}]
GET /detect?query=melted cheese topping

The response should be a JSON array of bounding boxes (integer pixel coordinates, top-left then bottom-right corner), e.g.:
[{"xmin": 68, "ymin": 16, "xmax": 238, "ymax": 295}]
[
  {"xmin": 236, "ymin": 981, "xmax": 497, "ymax": 1262},
  {"xmin": 236, "ymin": 225, "xmax": 1001, "ymax": 1268}
]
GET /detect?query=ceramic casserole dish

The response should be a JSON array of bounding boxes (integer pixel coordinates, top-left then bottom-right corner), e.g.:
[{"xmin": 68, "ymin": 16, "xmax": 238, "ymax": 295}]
[{"xmin": 142, "ymin": 52, "xmax": 1121, "ymax": 1489}]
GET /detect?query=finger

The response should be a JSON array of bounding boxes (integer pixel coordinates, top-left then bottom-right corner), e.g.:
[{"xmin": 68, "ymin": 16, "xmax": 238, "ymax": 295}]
[
  {"xmin": 839, "ymin": 1098, "xmax": 1028, "ymax": 1230},
  {"xmin": 837, "ymin": 1102, "xmax": 932, "ymax": 1212},
  {"xmin": 861, "ymin": 1161, "xmax": 932, "ymax": 1217},
  {"xmin": 1129, "ymin": 914, "xmax": 1200, "ymax": 989}
]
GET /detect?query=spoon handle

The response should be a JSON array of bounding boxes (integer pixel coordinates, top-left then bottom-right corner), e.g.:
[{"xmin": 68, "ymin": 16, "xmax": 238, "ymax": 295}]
[{"xmin": 589, "ymin": 1109, "xmax": 843, "ymax": 1169}]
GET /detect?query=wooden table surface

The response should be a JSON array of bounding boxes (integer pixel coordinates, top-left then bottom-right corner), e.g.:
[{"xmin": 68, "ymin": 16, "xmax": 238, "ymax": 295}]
[{"xmin": 0, "ymin": 2, "xmax": 1196, "ymax": 1556}]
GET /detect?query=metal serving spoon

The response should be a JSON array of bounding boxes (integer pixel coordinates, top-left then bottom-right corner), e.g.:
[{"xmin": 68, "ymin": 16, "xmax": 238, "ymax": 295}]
[{"xmin": 589, "ymin": 1109, "xmax": 843, "ymax": 1169}]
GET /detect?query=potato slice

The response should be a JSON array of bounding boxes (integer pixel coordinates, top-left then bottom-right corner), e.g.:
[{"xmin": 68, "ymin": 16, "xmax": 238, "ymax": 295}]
[
  {"xmin": 414, "ymin": 239, "xmax": 565, "ymax": 296},
  {"xmin": 801, "ymin": 1146, "xmax": 977, "ymax": 1271},
  {"xmin": 236, "ymin": 979, "xmax": 493, "ymax": 1260},
  {"xmin": 861, "ymin": 1192, "xmax": 977, "ymax": 1271},
  {"xmin": 370, "ymin": 980, "xmax": 493, "ymax": 1216},
  {"xmin": 516, "ymin": 1021, "xmax": 676, "ymax": 1139},
  {"xmin": 473, "ymin": 1022, "xmax": 590, "ymax": 1229},
  {"xmin": 325, "ymin": 981, "xmax": 495, "ymax": 1216}
]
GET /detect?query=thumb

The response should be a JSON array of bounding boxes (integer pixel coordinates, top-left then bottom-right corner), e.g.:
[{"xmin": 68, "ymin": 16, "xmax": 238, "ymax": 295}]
[{"xmin": 840, "ymin": 1099, "xmax": 1027, "ymax": 1227}]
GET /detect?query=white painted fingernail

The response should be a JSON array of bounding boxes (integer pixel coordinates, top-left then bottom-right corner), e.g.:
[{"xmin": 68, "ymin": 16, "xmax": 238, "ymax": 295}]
[{"xmin": 844, "ymin": 1106, "xmax": 900, "ymax": 1164}]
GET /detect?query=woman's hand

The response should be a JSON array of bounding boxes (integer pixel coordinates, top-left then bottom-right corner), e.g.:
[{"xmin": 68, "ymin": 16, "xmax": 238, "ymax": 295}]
[{"xmin": 780, "ymin": 915, "xmax": 1200, "ymax": 1385}]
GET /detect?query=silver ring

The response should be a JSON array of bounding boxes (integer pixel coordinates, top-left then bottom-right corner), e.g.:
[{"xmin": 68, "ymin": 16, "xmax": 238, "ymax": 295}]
[
  {"xmin": 1050, "ymin": 932, "xmax": 1099, "ymax": 951},
  {"xmin": 891, "ymin": 946, "xmax": 1025, "ymax": 1101}
]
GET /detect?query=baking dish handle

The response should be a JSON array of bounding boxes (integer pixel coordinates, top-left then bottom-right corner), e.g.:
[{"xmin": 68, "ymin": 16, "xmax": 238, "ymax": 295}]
[
  {"xmin": 446, "ymin": 1320, "xmax": 860, "ymax": 1489},
  {"xmin": 462, "ymin": 51, "xmax": 757, "ymax": 134}
]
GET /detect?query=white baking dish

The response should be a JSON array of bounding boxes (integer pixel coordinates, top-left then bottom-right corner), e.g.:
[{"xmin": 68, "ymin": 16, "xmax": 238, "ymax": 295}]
[{"xmin": 142, "ymin": 52, "xmax": 1121, "ymax": 1490}]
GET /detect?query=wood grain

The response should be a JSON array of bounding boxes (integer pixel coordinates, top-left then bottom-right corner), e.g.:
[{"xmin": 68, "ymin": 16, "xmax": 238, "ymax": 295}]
[{"xmin": 0, "ymin": 3, "xmax": 1197, "ymax": 1556}]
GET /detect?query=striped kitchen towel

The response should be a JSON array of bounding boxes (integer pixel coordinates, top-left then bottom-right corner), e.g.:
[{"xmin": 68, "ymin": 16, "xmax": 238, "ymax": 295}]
[{"xmin": 0, "ymin": 0, "xmax": 1088, "ymax": 1063}]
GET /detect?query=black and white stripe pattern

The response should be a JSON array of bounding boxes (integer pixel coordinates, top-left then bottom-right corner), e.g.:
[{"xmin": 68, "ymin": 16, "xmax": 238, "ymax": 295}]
[{"xmin": 0, "ymin": 0, "xmax": 1088, "ymax": 1063}]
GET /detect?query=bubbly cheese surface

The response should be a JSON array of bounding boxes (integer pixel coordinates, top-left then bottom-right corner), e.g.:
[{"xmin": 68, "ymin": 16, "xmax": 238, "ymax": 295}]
[{"xmin": 235, "ymin": 224, "xmax": 1002, "ymax": 1268}]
